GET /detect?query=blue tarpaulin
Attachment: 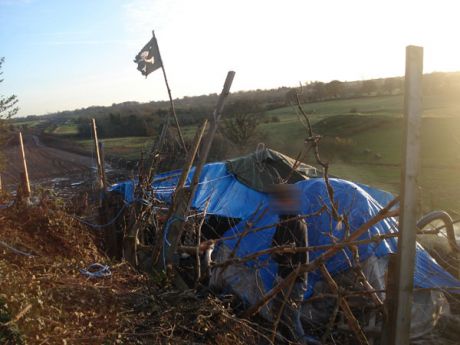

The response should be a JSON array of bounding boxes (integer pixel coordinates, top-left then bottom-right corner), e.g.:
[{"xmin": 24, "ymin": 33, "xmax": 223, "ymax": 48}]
[{"xmin": 111, "ymin": 161, "xmax": 460, "ymax": 298}]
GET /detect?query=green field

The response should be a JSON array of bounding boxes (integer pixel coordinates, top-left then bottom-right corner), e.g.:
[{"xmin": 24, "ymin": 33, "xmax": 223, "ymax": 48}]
[
  {"xmin": 52, "ymin": 123, "xmax": 79, "ymax": 136},
  {"xmin": 307, "ymin": 115, "xmax": 460, "ymax": 213},
  {"xmin": 77, "ymin": 136, "xmax": 153, "ymax": 161},
  {"xmin": 266, "ymin": 93, "xmax": 460, "ymax": 118},
  {"xmin": 12, "ymin": 119, "xmax": 42, "ymax": 128},
  {"xmin": 258, "ymin": 95, "xmax": 460, "ymax": 213}
]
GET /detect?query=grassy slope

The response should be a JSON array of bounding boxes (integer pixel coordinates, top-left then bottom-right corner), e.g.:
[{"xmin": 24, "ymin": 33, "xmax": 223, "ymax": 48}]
[
  {"xmin": 262, "ymin": 94, "xmax": 460, "ymax": 213},
  {"xmin": 313, "ymin": 116, "xmax": 460, "ymax": 212},
  {"xmin": 52, "ymin": 123, "xmax": 79, "ymax": 135},
  {"xmin": 77, "ymin": 136, "xmax": 152, "ymax": 160}
]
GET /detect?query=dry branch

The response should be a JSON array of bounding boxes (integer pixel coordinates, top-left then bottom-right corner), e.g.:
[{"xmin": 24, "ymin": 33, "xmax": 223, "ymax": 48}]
[
  {"xmin": 212, "ymin": 229, "xmax": 399, "ymax": 269},
  {"xmin": 243, "ymin": 196, "xmax": 400, "ymax": 318}
]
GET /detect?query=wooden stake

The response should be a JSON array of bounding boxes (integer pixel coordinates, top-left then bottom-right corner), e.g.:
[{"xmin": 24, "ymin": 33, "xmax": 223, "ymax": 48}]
[
  {"xmin": 91, "ymin": 119, "xmax": 106, "ymax": 191},
  {"xmin": 18, "ymin": 132, "xmax": 31, "ymax": 197},
  {"xmin": 388, "ymin": 45, "xmax": 424, "ymax": 345}
]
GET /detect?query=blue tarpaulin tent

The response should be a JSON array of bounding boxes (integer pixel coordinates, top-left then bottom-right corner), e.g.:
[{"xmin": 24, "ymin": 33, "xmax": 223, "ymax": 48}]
[{"xmin": 111, "ymin": 159, "xmax": 460, "ymax": 298}]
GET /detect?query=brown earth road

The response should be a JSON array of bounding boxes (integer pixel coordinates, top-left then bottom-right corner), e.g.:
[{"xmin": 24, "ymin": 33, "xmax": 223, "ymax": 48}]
[{"xmin": 1, "ymin": 134, "xmax": 95, "ymax": 187}]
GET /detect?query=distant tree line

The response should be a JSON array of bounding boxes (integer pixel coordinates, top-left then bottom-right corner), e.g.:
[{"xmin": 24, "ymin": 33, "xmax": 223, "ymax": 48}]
[
  {"xmin": 76, "ymin": 113, "xmax": 159, "ymax": 139},
  {"xmin": 20, "ymin": 71, "xmax": 460, "ymax": 141},
  {"xmin": 288, "ymin": 72, "xmax": 460, "ymax": 104},
  {"xmin": 286, "ymin": 77, "xmax": 404, "ymax": 104}
]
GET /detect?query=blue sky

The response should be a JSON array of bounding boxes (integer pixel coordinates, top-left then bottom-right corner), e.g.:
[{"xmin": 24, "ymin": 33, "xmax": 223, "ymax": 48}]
[{"xmin": 1, "ymin": 0, "xmax": 460, "ymax": 116}]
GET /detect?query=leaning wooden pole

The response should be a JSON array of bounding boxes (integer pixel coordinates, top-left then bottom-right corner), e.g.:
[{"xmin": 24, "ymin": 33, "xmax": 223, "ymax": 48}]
[
  {"xmin": 151, "ymin": 119, "xmax": 208, "ymax": 268},
  {"xmin": 18, "ymin": 132, "xmax": 31, "ymax": 197},
  {"xmin": 162, "ymin": 71, "xmax": 235, "ymax": 276},
  {"xmin": 189, "ymin": 71, "xmax": 236, "ymax": 192},
  {"xmin": 388, "ymin": 45, "xmax": 424, "ymax": 345}
]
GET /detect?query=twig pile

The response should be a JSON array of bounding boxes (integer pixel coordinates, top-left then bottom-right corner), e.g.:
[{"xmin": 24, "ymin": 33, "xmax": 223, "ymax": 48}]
[{"xmin": 0, "ymin": 202, "xmax": 263, "ymax": 344}]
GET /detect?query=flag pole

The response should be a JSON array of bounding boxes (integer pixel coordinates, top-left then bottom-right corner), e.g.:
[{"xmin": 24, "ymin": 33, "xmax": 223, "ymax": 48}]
[{"xmin": 153, "ymin": 30, "xmax": 187, "ymax": 153}]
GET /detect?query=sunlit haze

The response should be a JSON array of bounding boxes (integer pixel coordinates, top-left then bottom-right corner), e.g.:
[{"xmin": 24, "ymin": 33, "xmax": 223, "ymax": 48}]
[{"xmin": 1, "ymin": 0, "xmax": 460, "ymax": 116}]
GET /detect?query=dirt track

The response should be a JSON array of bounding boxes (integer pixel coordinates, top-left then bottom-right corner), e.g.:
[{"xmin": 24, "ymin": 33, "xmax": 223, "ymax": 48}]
[{"xmin": 2, "ymin": 134, "xmax": 95, "ymax": 186}]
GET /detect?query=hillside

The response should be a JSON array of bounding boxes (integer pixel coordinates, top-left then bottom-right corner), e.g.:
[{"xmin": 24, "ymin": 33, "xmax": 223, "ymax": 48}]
[
  {"xmin": 310, "ymin": 115, "xmax": 460, "ymax": 212},
  {"xmin": 12, "ymin": 80, "xmax": 460, "ymax": 213}
]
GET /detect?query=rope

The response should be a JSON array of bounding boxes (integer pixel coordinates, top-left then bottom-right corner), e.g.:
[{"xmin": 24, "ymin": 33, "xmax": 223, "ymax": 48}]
[
  {"xmin": 71, "ymin": 203, "xmax": 128, "ymax": 229},
  {"xmin": 79, "ymin": 263, "xmax": 111, "ymax": 278},
  {"xmin": 152, "ymin": 174, "xmax": 233, "ymax": 194},
  {"xmin": 70, "ymin": 196, "xmax": 169, "ymax": 230},
  {"xmin": 162, "ymin": 215, "xmax": 186, "ymax": 269}
]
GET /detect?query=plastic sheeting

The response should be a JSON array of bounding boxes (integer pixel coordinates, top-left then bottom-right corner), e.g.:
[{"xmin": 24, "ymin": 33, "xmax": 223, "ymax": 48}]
[
  {"xmin": 110, "ymin": 161, "xmax": 460, "ymax": 299},
  {"xmin": 302, "ymin": 255, "xmax": 450, "ymax": 339}
]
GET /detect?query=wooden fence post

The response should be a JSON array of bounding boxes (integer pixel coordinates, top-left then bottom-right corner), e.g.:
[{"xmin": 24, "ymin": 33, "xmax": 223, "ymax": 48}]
[
  {"xmin": 98, "ymin": 141, "xmax": 107, "ymax": 190},
  {"xmin": 388, "ymin": 45, "xmax": 424, "ymax": 345},
  {"xmin": 90, "ymin": 119, "xmax": 118, "ymax": 257},
  {"xmin": 91, "ymin": 119, "xmax": 106, "ymax": 192}
]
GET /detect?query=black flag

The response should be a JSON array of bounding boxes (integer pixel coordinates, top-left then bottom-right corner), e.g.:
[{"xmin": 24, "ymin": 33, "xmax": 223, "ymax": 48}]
[{"xmin": 134, "ymin": 35, "xmax": 162, "ymax": 77}]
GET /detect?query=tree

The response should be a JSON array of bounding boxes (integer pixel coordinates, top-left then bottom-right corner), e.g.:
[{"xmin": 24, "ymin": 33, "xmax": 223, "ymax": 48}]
[
  {"xmin": 0, "ymin": 57, "xmax": 19, "ymax": 168},
  {"xmin": 382, "ymin": 78, "xmax": 398, "ymax": 95},
  {"xmin": 0, "ymin": 57, "xmax": 19, "ymax": 119},
  {"xmin": 325, "ymin": 80, "xmax": 344, "ymax": 98},
  {"xmin": 221, "ymin": 99, "xmax": 264, "ymax": 149},
  {"xmin": 310, "ymin": 81, "xmax": 327, "ymax": 101},
  {"xmin": 360, "ymin": 80, "xmax": 377, "ymax": 96},
  {"xmin": 284, "ymin": 88, "xmax": 298, "ymax": 105}
]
